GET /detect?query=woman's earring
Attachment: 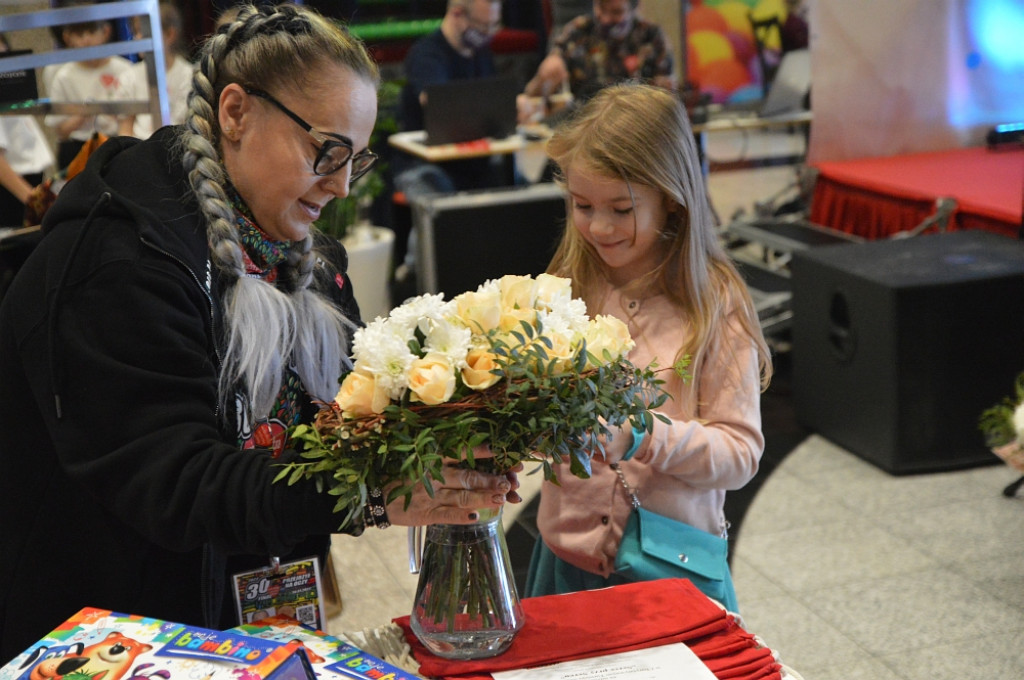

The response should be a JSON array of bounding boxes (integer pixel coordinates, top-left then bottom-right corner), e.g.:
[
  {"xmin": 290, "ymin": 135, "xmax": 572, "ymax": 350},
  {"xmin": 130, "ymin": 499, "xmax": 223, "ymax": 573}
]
[{"xmin": 223, "ymin": 127, "xmax": 235, "ymax": 140}]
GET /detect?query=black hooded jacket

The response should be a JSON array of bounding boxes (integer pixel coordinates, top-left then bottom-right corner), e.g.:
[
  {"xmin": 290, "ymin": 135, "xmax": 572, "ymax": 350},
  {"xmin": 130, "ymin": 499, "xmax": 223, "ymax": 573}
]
[{"xmin": 0, "ymin": 128, "xmax": 362, "ymax": 660}]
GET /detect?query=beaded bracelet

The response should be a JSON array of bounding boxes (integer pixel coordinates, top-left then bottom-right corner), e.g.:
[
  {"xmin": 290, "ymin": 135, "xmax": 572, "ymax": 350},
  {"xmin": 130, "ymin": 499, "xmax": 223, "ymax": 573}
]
[{"xmin": 363, "ymin": 487, "xmax": 391, "ymax": 529}]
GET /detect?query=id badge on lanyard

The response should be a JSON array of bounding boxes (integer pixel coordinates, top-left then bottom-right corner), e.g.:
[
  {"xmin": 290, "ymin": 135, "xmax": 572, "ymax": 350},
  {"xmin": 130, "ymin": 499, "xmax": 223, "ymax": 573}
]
[{"xmin": 232, "ymin": 556, "xmax": 327, "ymax": 630}]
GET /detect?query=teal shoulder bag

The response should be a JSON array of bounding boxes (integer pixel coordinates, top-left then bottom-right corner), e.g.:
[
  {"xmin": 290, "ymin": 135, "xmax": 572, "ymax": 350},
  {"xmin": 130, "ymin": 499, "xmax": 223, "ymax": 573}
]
[{"xmin": 611, "ymin": 463, "xmax": 738, "ymax": 612}]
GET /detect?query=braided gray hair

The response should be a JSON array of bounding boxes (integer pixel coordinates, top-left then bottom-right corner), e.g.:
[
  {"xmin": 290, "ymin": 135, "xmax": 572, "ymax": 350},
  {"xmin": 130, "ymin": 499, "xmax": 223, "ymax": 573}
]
[{"xmin": 179, "ymin": 3, "xmax": 379, "ymax": 419}]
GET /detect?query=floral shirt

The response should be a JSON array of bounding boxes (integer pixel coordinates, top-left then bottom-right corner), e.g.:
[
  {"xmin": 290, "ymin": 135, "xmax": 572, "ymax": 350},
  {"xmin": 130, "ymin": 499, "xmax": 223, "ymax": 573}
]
[
  {"xmin": 230, "ymin": 187, "xmax": 304, "ymax": 457},
  {"xmin": 554, "ymin": 15, "xmax": 674, "ymax": 100}
]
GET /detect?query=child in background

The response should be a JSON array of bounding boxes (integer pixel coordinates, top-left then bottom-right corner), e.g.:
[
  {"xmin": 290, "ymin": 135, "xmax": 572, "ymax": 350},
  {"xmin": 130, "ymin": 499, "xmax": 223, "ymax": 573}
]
[
  {"xmin": 125, "ymin": 1, "xmax": 195, "ymax": 139},
  {"xmin": 524, "ymin": 83, "xmax": 772, "ymax": 612},
  {"xmin": 0, "ymin": 33, "xmax": 55, "ymax": 226},
  {"xmin": 44, "ymin": 16, "xmax": 134, "ymax": 168}
]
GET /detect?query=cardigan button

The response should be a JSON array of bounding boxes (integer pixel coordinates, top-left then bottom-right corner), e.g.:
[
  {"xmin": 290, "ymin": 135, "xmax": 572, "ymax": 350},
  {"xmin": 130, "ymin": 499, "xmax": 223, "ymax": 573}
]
[{"xmin": 678, "ymin": 553, "xmax": 689, "ymax": 563}]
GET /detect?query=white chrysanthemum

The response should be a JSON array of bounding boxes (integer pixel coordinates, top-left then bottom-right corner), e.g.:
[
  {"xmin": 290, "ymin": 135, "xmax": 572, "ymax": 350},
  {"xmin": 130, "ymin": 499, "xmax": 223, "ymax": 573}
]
[
  {"xmin": 540, "ymin": 297, "xmax": 590, "ymax": 340},
  {"xmin": 386, "ymin": 293, "xmax": 453, "ymax": 338},
  {"xmin": 351, "ymin": 318, "xmax": 417, "ymax": 399},
  {"xmin": 423, "ymin": 318, "xmax": 473, "ymax": 370},
  {"xmin": 475, "ymin": 278, "xmax": 501, "ymax": 296},
  {"xmin": 1013, "ymin": 401, "xmax": 1024, "ymax": 443}
]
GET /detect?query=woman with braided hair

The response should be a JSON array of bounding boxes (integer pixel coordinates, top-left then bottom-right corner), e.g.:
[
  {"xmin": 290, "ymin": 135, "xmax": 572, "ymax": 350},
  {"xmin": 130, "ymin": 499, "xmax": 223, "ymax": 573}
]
[{"xmin": 0, "ymin": 4, "xmax": 518, "ymax": 658}]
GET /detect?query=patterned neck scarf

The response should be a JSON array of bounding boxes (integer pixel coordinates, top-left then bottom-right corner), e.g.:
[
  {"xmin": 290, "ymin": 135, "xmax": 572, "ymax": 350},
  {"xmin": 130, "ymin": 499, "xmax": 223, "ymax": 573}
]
[
  {"xmin": 228, "ymin": 185, "xmax": 292, "ymax": 283},
  {"xmin": 227, "ymin": 185, "xmax": 303, "ymax": 457}
]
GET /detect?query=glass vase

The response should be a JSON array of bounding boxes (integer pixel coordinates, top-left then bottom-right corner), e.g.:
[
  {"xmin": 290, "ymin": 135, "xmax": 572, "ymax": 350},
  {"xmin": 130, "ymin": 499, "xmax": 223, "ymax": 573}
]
[{"xmin": 409, "ymin": 507, "xmax": 524, "ymax": 659}]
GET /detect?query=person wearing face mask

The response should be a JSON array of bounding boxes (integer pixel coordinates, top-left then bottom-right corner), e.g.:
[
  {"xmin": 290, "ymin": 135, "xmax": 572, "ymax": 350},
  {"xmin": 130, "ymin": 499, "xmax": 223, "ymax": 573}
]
[
  {"xmin": 523, "ymin": 0, "xmax": 675, "ymax": 104},
  {"xmin": 394, "ymin": 0, "xmax": 507, "ymax": 199}
]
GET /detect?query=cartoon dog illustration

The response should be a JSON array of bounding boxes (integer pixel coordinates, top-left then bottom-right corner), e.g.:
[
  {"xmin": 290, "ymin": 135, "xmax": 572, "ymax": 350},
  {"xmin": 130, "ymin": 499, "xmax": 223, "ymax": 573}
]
[{"xmin": 16, "ymin": 643, "xmax": 88, "ymax": 680}]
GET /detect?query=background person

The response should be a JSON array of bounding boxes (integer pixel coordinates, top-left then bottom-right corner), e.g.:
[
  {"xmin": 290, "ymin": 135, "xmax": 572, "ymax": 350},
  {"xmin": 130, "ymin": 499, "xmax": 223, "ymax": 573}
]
[
  {"xmin": 43, "ymin": 12, "xmax": 134, "ymax": 168},
  {"xmin": 523, "ymin": 0, "xmax": 675, "ymax": 103},
  {"xmin": 395, "ymin": 0, "xmax": 506, "ymax": 196},
  {"xmin": 0, "ymin": 34, "xmax": 55, "ymax": 227},
  {"xmin": 125, "ymin": 0, "xmax": 195, "ymax": 139},
  {"xmin": 524, "ymin": 83, "xmax": 771, "ymax": 611},
  {"xmin": 0, "ymin": 3, "xmax": 517, "ymax": 659}
]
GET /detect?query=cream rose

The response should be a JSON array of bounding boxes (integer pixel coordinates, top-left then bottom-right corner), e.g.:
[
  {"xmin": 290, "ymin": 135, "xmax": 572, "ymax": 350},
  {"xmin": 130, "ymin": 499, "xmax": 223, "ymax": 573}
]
[
  {"xmin": 499, "ymin": 305, "xmax": 537, "ymax": 335},
  {"xmin": 407, "ymin": 353, "xmax": 457, "ymax": 405},
  {"xmin": 534, "ymin": 273, "xmax": 573, "ymax": 310},
  {"xmin": 462, "ymin": 348, "xmax": 503, "ymax": 390},
  {"xmin": 453, "ymin": 288, "xmax": 502, "ymax": 334},
  {"xmin": 584, "ymin": 315, "xmax": 636, "ymax": 366},
  {"xmin": 498, "ymin": 274, "xmax": 538, "ymax": 312},
  {"xmin": 536, "ymin": 330, "xmax": 576, "ymax": 372},
  {"xmin": 336, "ymin": 369, "xmax": 390, "ymax": 417}
]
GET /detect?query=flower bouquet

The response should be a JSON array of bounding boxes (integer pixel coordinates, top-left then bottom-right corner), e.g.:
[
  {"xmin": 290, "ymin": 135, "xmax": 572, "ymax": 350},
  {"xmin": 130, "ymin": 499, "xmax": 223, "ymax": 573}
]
[
  {"xmin": 279, "ymin": 273, "xmax": 669, "ymax": 658},
  {"xmin": 282, "ymin": 273, "xmax": 669, "ymax": 523},
  {"xmin": 978, "ymin": 371, "xmax": 1024, "ymax": 474}
]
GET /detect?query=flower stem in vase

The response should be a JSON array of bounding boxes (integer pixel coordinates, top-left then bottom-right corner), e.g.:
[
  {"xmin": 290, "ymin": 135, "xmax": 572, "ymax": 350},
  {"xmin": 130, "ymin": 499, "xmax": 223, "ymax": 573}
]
[{"xmin": 410, "ymin": 508, "xmax": 524, "ymax": 659}]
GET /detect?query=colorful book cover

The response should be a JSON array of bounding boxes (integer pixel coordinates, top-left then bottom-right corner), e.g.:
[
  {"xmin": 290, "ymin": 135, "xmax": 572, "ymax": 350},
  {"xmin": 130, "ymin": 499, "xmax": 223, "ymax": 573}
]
[
  {"xmin": 229, "ymin": 616, "xmax": 419, "ymax": 680},
  {"xmin": 0, "ymin": 608, "xmax": 303, "ymax": 680}
]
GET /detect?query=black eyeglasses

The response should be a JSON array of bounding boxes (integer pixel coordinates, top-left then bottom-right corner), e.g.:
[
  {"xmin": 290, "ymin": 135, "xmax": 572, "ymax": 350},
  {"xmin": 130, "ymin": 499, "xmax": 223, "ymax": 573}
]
[{"xmin": 244, "ymin": 87, "xmax": 378, "ymax": 183}]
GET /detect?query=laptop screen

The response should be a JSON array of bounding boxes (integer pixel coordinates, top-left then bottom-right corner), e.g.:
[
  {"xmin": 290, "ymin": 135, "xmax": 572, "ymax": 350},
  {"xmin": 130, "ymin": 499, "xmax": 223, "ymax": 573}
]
[
  {"xmin": 759, "ymin": 49, "xmax": 811, "ymax": 117},
  {"xmin": 423, "ymin": 76, "xmax": 519, "ymax": 145}
]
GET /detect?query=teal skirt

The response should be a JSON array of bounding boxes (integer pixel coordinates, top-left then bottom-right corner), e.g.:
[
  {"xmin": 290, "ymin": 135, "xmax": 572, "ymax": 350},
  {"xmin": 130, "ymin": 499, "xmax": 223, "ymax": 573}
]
[{"xmin": 524, "ymin": 539, "xmax": 739, "ymax": 613}]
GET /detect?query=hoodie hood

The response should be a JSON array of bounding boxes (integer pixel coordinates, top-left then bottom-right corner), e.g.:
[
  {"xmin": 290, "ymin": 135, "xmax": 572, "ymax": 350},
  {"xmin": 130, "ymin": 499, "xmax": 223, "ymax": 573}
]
[{"xmin": 43, "ymin": 127, "xmax": 210, "ymax": 278}]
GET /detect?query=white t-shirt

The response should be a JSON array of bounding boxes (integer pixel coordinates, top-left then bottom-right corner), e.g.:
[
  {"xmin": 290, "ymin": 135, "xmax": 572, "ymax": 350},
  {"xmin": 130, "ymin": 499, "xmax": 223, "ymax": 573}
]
[
  {"xmin": 44, "ymin": 56, "xmax": 135, "ymax": 141},
  {"xmin": 128, "ymin": 54, "xmax": 195, "ymax": 139},
  {"xmin": 0, "ymin": 116, "xmax": 55, "ymax": 176}
]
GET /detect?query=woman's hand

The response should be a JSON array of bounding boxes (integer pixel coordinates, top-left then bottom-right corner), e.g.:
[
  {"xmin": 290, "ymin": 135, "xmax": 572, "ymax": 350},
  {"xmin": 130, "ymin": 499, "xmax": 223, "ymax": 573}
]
[{"xmin": 385, "ymin": 455, "xmax": 523, "ymax": 526}]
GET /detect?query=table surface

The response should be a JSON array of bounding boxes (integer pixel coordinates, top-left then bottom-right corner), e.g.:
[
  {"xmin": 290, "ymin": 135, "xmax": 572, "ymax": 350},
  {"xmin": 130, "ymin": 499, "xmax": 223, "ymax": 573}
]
[{"xmin": 388, "ymin": 130, "xmax": 533, "ymax": 162}]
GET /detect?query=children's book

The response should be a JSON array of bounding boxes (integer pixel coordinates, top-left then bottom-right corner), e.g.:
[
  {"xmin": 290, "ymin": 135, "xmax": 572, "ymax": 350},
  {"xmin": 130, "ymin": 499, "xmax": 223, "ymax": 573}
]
[
  {"xmin": 0, "ymin": 609, "xmax": 415, "ymax": 680},
  {"xmin": 229, "ymin": 616, "xmax": 419, "ymax": 680}
]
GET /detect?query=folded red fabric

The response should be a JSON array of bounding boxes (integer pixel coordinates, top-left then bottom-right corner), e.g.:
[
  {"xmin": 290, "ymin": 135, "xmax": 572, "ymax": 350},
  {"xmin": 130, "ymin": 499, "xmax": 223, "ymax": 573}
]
[
  {"xmin": 394, "ymin": 579, "xmax": 731, "ymax": 678},
  {"xmin": 704, "ymin": 646, "xmax": 775, "ymax": 675},
  {"xmin": 688, "ymin": 619, "xmax": 758, "ymax": 659}
]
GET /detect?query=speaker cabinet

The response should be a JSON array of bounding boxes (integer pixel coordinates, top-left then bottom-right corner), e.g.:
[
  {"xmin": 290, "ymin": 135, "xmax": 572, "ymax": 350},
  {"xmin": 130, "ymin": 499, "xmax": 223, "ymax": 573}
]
[{"xmin": 791, "ymin": 231, "xmax": 1024, "ymax": 474}]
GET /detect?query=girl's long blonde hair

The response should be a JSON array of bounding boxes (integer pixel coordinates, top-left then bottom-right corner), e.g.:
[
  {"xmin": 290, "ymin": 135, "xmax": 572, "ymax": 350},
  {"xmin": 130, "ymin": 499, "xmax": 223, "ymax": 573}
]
[
  {"xmin": 546, "ymin": 82, "xmax": 772, "ymax": 390},
  {"xmin": 178, "ymin": 3, "xmax": 380, "ymax": 418}
]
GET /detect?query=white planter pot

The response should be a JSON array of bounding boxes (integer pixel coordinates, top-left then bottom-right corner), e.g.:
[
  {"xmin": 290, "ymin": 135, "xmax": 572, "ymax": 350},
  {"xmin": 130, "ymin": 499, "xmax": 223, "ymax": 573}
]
[{"xmin": 341, "ymin": 224, "xmax": 394, "ymax": 322}]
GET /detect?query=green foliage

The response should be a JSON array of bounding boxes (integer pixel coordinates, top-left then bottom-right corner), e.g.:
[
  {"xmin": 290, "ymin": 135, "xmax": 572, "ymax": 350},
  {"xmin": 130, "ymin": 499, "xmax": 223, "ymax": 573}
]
[{"xmin": 979, "ymin": 371, "xmax": 1024, "ymax": 447}]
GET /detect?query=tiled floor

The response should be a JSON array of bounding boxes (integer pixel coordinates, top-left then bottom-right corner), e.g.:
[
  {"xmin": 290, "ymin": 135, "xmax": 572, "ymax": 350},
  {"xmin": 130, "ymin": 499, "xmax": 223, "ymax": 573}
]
[
  {"xmin": 324, "ymin": 127, "xmax": 1024, "ymax": 677},
  {"xmin": 327, "ymin": 440, "xmax": 1024, "ymax": 679}
]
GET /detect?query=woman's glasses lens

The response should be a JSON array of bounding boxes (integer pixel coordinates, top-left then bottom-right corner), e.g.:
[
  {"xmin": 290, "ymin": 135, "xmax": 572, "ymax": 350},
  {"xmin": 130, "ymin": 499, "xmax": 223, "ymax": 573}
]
[{"xmin": 314, "ymin": 144, "xmax": 377, "ymax": 183}]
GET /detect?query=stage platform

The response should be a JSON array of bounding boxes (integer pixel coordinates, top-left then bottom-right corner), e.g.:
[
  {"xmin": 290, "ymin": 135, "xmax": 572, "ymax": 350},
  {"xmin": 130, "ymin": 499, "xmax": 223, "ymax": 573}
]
[{"xmin": 809, "ymin": 146, "xmax": 1023, "ymax": 239}]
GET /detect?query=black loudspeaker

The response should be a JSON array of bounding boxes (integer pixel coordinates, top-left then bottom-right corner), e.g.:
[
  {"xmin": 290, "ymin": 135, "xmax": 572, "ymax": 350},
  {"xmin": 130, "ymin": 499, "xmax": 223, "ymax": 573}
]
[{"xmin": 791, "ymin": 231, "xmax": 1024, "ymax": 474}]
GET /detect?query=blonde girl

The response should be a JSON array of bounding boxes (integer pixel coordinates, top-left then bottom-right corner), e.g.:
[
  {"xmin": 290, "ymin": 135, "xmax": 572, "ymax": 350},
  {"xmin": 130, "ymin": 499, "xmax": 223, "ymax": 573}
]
[{"xmin": 525, "ymin": 82, "xmax": 772, "ymax": 611}]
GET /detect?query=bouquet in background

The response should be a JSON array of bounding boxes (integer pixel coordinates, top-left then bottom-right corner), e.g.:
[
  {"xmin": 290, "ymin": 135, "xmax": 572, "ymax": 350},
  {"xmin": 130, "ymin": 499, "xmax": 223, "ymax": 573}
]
[
  {"xmin": 979, "ymin": 371, "xmax": 1024, "ymax": 473},
  {"xmin": 281, "ymin": 273, "xmax": 669, "ymax": 525}
]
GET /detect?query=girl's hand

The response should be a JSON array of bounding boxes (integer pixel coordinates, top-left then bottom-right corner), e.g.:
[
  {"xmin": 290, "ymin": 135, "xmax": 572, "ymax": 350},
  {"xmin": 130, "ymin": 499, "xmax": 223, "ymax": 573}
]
[{"xmin": 590, "ymin": 424, "xmax": 635, "ymax": 465}]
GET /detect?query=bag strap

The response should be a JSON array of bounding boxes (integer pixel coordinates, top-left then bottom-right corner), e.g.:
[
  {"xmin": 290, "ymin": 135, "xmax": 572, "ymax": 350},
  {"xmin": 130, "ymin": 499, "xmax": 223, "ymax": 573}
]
[{"xmin": 609, "ymin": 463, "xmax": 641, "ymax": 510}]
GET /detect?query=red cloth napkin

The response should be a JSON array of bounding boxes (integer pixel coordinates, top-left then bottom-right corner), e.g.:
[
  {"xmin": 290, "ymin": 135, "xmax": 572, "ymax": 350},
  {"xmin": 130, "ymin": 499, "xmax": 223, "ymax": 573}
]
[{"xmin": 393, "ymin": 579, "xmax": 731, "ymax": 678}]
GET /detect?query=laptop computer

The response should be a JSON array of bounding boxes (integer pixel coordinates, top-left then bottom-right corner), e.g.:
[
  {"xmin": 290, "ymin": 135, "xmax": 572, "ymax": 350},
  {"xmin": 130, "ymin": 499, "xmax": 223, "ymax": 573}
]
[
  {"xmin": 423, "ymin": 76, "xmax": 519, "ymax": 145},
  {"xmin": 759, "ymin": 48, "xmax": 810, "ymax": 117}
]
